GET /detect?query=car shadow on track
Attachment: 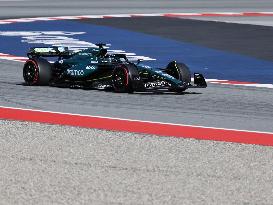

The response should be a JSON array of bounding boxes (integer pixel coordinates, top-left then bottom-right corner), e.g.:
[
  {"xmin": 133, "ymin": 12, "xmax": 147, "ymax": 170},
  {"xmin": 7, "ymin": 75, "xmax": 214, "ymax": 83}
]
[
  {"xmin": 19, "ymin": 83, "xmax": 203, "ymax": 95},
  {"xmin": 132, "ymin": 91, "xmax": 203, "ymax": 95}
]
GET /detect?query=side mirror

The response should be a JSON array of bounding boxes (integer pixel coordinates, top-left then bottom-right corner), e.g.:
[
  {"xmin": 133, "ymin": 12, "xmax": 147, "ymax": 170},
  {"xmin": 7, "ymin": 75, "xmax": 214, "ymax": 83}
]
[{"xmin": 137, "ymin": 59, "xmax": 143, "ymax": 65}]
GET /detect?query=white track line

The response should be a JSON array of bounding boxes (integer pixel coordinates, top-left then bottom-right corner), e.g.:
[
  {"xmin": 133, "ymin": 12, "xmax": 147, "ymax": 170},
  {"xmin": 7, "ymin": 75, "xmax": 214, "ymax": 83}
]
[
  {"xmin": 0, "ymin": 12, "xmax": 273, "ymax": 24},
  {"xmin": 1, "ymin": 105, "xmax": 273, "ymax": 135}
]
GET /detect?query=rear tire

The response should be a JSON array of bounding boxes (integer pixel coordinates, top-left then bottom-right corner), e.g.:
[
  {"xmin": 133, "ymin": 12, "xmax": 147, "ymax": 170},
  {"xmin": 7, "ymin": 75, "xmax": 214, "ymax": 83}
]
[
  {"xmin": 112, "ymin": 64, "xmax": 134, "ymax": 93},
  {"xmin": 23, "ymin": 58, "xmax": 52, "ymax": 85},
  {"xmin": 166, "ymin": 61, "xmax": 191, "ymax": 93}
]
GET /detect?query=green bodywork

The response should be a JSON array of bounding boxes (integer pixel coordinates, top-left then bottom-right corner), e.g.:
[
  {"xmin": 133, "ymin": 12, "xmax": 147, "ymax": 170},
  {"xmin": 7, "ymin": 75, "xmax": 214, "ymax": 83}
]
[
  {"xmin": 27, "ymin": 45, "xmax": 190, "ymax": 90},
  {"xmin": 56, "ymin": 47, "xmax": 183, "ymax": 87}
]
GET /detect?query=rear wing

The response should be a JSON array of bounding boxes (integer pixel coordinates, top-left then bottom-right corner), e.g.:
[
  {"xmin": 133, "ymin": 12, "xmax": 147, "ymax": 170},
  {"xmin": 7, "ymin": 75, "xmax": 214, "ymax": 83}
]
[{"xmin": 27, "ymin": 47, "xmax": 71, "ymax": 58}]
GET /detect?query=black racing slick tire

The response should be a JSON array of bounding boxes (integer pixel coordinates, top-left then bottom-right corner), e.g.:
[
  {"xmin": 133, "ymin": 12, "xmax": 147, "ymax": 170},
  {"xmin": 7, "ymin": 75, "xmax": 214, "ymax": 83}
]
[
  {"xmin": 166, "ymin": 61, "xmax": 191, "ymax": 84},
  {"xmin": 166, "ymin": 61, "xmax": 191, "ymax": 93},
  {"xmin": 112, "ymin": 64, "xmax": 136, "ymax": 93},
  {"xmin": 23, "ymin": 58, "xmax": 52, "ymax": 86}
]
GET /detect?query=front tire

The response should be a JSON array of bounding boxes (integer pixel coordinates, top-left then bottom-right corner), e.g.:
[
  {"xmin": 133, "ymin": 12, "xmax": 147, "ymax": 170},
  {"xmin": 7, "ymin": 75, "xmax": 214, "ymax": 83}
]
[
  {"xmin": 166, "ymin": 61, "xmax": 191, "ymax": 93},
  {"xmin": 23, "ymin": 58, "xmax": 52, "ymax": 85}
]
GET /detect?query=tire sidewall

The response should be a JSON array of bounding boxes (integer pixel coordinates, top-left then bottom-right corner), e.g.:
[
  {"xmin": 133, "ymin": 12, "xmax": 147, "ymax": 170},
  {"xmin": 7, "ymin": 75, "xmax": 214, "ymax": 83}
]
[
  {"xmin": 175, "ymin": 63, "xmax": 191, "ymax": 84},
  {"xmin": 112, "ymin": 64, "xmax": 132, "ymax": 93},
  {"xmin": 166, "ymin": 61, "xmax": 191, "ymax": 93},
  {"xmin": 23, "ymin": 59, "xmax": 39, "ymax": 85},
  {"xmin": 23, "ymin": 58, "xmax": 52, "ymax": 85}
]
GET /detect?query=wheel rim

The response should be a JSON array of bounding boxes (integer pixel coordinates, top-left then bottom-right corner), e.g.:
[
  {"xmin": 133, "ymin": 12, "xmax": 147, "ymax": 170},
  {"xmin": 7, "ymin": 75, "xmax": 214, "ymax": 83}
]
[
  {"xmin": 23, "ymin": 61, "xmax": 39, "ymax": 84},
  {"xmin": 113, "ymin": 67, "xmax": 128, "ymax": 89}
]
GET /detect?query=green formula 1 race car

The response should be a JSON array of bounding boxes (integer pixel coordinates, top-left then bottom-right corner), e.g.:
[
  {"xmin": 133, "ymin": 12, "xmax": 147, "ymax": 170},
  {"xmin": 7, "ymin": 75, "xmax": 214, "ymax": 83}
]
[{"xmin": 23, "ymin": 43, "xmax": 207, "ymax": 93}]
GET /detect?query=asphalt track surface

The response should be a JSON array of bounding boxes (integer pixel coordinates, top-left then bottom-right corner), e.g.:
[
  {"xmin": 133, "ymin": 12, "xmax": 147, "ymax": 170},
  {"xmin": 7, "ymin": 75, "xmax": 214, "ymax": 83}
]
[
  {"xmin": 185, "ymin": 16, "xmax": 273, "ymax": 27},
  {"xmin": 1, "ymin": 0, "xmax": 273, "ymax": 19},
  {"xmin": 1, "ymin": 0, "xmax": 273, "ymax": 204},
  {"xmin": 0, "ymin": 59, "xmax": 273, "ymax": 133},
  {"xmin": 81, "ymin": 17, "xmax": 273, "ymax": 61}
]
